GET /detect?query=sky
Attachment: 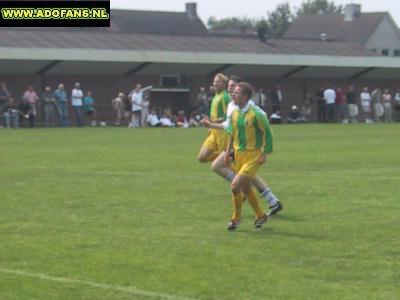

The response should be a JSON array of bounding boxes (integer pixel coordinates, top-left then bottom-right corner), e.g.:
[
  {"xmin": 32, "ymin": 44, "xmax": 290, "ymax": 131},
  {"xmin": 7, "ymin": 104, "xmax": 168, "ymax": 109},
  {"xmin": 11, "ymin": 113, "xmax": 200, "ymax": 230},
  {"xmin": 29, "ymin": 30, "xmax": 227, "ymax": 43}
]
[{"xmin": 110, "ymin": 0, "xmax": 400, "ymax": 27}]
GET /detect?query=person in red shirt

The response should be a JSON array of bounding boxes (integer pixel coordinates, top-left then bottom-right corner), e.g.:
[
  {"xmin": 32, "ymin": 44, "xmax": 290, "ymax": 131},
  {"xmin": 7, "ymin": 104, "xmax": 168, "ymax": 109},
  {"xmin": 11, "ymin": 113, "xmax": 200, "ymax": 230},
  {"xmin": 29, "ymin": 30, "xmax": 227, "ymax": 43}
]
[{"xmin": 336, "ymin": 87, "xmax": 348, "ymax": 123}]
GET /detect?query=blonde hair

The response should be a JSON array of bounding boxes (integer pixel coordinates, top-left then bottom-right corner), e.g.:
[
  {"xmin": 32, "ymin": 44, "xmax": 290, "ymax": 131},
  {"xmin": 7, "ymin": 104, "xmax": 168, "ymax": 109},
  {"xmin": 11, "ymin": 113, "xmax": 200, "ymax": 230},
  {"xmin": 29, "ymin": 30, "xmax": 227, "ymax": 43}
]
[{"xmin": 214, "ymin": 73, "xmax": 228, "ymax": 84}]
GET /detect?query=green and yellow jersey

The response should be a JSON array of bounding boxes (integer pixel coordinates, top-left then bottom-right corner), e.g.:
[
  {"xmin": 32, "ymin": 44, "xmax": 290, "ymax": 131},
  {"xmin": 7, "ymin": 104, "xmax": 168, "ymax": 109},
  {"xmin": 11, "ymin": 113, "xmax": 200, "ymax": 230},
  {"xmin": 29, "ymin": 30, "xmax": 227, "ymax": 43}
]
[
  {"xmin": 227, "ymin": 103, "xmax": 273, "ymax": 154},
  {"xmin": 209, "ymin": 90, "xmax": 230, "ymax": 122}
]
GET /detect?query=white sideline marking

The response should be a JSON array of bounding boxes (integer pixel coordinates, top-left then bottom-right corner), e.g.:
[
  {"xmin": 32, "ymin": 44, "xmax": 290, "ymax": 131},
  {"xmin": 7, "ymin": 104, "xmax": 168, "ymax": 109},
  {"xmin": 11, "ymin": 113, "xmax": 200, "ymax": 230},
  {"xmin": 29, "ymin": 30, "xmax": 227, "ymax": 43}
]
[{"xmin": 0, "ymin": 267, "xmax": 197, "ymax": 300}]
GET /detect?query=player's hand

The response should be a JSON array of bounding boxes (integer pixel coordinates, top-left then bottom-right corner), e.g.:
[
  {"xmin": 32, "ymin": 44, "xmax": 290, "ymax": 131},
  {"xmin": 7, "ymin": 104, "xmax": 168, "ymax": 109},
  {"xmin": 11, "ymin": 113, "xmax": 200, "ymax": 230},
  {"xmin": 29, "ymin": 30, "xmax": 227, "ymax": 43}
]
[
  {"xmin": 258, "ymin": 153, "xmax": 267, "ymax": 165},
  {"xmin": 200, "ymin": 116, "xmax": 211, "ymax": 127}
]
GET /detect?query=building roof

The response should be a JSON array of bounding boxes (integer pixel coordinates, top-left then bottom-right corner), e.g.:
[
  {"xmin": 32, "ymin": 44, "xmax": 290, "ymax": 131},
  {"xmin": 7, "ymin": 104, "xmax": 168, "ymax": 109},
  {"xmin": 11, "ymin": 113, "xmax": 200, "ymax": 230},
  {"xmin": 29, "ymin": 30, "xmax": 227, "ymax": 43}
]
[
  {"xmin": 109, "ymin": 9, "xmax": 208, "ymax": 35},
  {"xmin": 0, "ymin": 28, "xmax": 375, "ymax": 57},
  {"xmin": 284, "ymin": 12, "xmax": 388, "ymax": 44}
]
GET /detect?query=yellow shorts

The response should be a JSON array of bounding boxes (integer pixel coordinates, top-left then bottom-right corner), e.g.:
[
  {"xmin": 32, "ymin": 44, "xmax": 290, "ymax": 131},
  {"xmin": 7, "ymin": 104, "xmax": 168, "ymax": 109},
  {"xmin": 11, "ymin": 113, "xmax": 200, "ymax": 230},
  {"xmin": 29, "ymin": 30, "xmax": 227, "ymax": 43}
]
[
  {"xmin": 232, "ymin": 149, "xmax": 263, "ymax": 178},
  {"xmin": 202, "ymin": 129, "xmax": 229, "ymax": 155}
]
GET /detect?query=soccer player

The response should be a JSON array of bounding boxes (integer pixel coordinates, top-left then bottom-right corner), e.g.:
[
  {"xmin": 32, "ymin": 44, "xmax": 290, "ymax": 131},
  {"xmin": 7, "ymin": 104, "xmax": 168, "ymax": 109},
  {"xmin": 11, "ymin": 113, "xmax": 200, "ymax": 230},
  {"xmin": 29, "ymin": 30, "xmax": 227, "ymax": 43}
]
[
  {"xmin": 224, "ymin": 82, "xmax": 274, "ymax": 230},
  {"xmin": 197, "ymin": 73, "xmax": 230, "ymax": 163},
  {"xmin": 203, "ymin": 76, "xmax": 282, "ymax": 216}
]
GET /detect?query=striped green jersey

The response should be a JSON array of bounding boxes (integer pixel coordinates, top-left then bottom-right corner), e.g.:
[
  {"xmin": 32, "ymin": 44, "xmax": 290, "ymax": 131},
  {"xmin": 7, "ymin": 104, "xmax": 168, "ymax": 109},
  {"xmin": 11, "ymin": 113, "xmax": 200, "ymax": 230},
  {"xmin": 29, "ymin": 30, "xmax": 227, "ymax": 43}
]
[
  {"xmin": 227, "ymin": 103, "xmax": 273, "ymax": 154},
  {"xmin": 209, "ymin": 90, "xmax": 230, "ymax": 122}
]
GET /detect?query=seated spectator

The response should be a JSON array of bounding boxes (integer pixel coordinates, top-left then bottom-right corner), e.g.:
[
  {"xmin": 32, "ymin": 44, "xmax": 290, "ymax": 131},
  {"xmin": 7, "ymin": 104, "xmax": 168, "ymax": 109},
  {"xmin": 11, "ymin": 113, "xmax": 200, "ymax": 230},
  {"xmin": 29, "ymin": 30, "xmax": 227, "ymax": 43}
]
[
  {"xmin": 287, "ymin": 105, "xmax": 305, "ymax": 124},
  {"xmin": 83, "ymin": 91, "xmax": 97, "ymax": 126},
  {"xmin": 270, "ymin": 110, "xmax": 282, "ymax": 124},
  {"xmin": 175, "ymin": 110, "xmax": 189, "ymax": 128},
  {"xmin": 18, "ymin": 97, "xmax": 34, "ymax": 128},
  {"xmin": 160, "ymin": 113, "xmax": 175, "ymax": 127},
  {"xmin": 2, "ymin": 97, "xmax": 19, "ymax": 128},
  {"xmin": 146, "ymin": 109, "xmax": 161, "ymax": 127}
]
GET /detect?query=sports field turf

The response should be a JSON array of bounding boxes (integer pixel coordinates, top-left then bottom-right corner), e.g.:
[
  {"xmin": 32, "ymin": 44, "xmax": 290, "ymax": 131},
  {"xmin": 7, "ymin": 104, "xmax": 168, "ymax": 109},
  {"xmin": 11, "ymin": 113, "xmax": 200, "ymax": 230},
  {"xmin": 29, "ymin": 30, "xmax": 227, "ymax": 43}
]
[{"xmin": 1, "ymin": 124, "xmax": 399, "ymax": 300}]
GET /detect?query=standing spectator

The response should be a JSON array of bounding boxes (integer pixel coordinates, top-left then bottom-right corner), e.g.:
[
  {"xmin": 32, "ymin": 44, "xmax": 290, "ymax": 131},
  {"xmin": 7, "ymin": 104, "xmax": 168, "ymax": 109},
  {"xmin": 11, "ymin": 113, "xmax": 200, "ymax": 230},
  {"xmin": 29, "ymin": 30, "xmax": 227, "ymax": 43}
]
[
  {"xmin": 315, "ymin": 87, "xmax": 326, "ymax": 123},
  {"xmin": 2, "ymin": 97, "xmax": 19, "ymax": 128},
  {"xmin": 23, "ymin": 85, "xmax": 39, "ymax": 120},
  {"xmin": 324, "ymin": 85, "xmax": 336, "ymax": 122},
  {"xmin": 54, "ymin": 83, "xmax": 68, "ymax": 127},
  {"xmin": 128, "ymin": 83, "xmax": 152, "ymax": 128},
  {"xmin": 123, "ymin": 92, "xmax": 132, "ymax": 126},
  {"xmin": 71, "ymin": 82, "xmax": 83, "ymax": 126},
  {"xmin": 335, "ymin": 87, "xmax": 348, "ymax": 123},
  {"xmin": 82, "ymin": 90, "xmax": 97, "ymax": 126},
  {"xmin": 42, "ymin": 86, "xmax": 56, "ymax": 127},
  {"xmin": 254, "ymin": 88, "xmax": 267, "ymax": 111},
  {"xmin": 301, "ymin": 94, "xmax": 312, "ymax": 122},
  {"xmin": 394, "ymin": 89, "xmax": 400, "ymax": 122},
  {"xmin": 112, "ymin": 92, "xmax": 124, "ymax": 126},
  {"xmin": 18, "ymin": 96, "xmax": 34, "ymax": 128},
  {"xmin": 371, "ymin": 88, "xmax": 383, "ymax": 123},
  {"xmin": 141, "ymin": 95, "xmax": 150, "ymax": 127},
  {"xmin": 271, "ymin": 84, "xmax": 283, "ymax": 113},
  {"xmin": 360, "ymin": 87, "xmax": 373, "ymax": 123},
  {"xmin": 382, "ymin": 88, "xmax": 393, "ymax": 123},
  {"xmin": 346, "ymin": 85, "xmax": 359, "ymax": 123},
  {"xmin": 0, "ymin": 82, "xmax": 11, "ymax": 111}
]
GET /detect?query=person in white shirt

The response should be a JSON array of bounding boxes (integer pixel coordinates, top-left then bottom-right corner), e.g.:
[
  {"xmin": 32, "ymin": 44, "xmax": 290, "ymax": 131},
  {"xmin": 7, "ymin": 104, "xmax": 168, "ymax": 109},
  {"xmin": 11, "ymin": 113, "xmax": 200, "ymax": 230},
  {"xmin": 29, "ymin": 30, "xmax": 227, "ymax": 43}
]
[
  {"xmin": 360, "ymin": 87, "xmax": 373, "ymax": 123},
  {"xmin": 323, "ymin": 86, "xmax": 336, "ymax": 122},
  {"xmin": 201, "ymin": 75, "xmax": 282, "ymax": 216},
  {"xmin": 128, "ymin": 83, "xmax": 152, "ymax": 128},
  {"xmin": 71, "ymin": 82, "xmax": 83, "ymax": 126},
  {"xmin": 146, "ymin": 109, "xmax": 161, "ymax": 127}
]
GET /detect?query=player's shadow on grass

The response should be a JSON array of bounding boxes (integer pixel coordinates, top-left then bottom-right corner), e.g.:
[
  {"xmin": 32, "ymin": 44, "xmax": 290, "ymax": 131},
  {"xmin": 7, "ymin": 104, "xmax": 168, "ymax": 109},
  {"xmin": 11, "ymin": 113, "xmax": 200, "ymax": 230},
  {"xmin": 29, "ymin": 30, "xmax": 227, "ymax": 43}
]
[
  {"xmin": 270, "ymin": 214, "xmax": 304, "ymax": 222},
  {"xmin": 236, "ymin": 227, "xmax": 325, "ymax": 241}
]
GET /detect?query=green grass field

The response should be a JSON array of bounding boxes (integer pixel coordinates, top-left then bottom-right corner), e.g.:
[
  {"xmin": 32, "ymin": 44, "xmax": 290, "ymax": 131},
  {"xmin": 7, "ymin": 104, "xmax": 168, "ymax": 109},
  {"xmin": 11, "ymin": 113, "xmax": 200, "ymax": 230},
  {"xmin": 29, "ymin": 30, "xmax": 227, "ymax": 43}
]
[{"xmin": 1, "ymin": 124, "xmax": 399, "ymax": 300}]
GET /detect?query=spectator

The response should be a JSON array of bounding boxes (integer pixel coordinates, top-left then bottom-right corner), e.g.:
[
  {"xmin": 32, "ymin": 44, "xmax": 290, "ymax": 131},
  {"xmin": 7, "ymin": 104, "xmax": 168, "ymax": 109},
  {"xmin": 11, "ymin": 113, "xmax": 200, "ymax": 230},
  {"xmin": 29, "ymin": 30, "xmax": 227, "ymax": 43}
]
[
  {"xmin": 336, "ymin": 87, "xmax": 348, "ymax": 123},
  {"xmin": 2, "ymin": 97, "xmax": 19, "ymax": 128},
  {"xmin": 324, "ymin": 85, "xmax": 336, "ymax": 122},
  {"xmin": 146, "ymin": 109, "xmax": 161, "ymax": 127},
  {"xmin": 112, "ymin": 92, "xmax": 124, "ymax": 126},
  {"xmin": 23, "ymin": 85, "xmax": 39, "ymax": 120},
  {"xmin": 287, "ymin": 105, "xmax": 305, "ymax": 124},
  {"xmin": 82, "ymin": 90, "xmax": 97, "ymax": 126},
  {"xmin": 18, "ymin": 96, "xmax": 34, "ymax": 128},
  {"xmin": 42, "ymin": 86, "xmax": 56, "ymax": 127},
  {"xmin": 315, "ymin": 87, "xmax": 326, "ymax": 123},
  {"xmin": 0, "ymin": 82, "xmax": 10, "ymax": 111},
  {"xmin": 128, "ymin": 83, "xmax": 152, "ymax": 128},
  {"xmin": 270, "ymin": 110, "xmax": 282, "ymax": 124},
  {"xmin": 175, "ymin": 110, "xmax": 189, "ymax": 128},
  {"xmin": 346, "ymin": 85, "xmax": 359, "ymax": 123},
  {"xmin": 123, "ymin": 92, "xmax": 132, "ymax": 126},
  {"xmin": 382, "ymin": 88, "xmax": 393, "ymax": 123},
  {"xmin": 54, "ymin": 83, "xmax": 68, "ymax": 127},
  {"xmin": 394, "ymin": 89, "xmax": 400, "ymax": 122},
  {"xmin": 71, "ymin": 82, "xmax": 84, "ymax": 126},
  {"xmin": 254, "ymin": 88, "xmax": 267, "ymax": 111},
  {"xmin": 271, "ymin": 84, "xmax": 283, "ymax": 113},
  {"xmin": 301, "ymin": 94, "xmax": 312, "ymax": 122},
  {"xmin": 371, "ymin": 88, "xmax": 383, "ymax": 123},
  {"xmin": 141, "ymin": 95, "xmax": 150, "ymax": 127},
  {"xmin": 160, "ymin": 112, "xmax": 174, "ymax": 127},
  {"xmin": 360, "ymin": 87, "xmax": 373, "ymax": 123}
]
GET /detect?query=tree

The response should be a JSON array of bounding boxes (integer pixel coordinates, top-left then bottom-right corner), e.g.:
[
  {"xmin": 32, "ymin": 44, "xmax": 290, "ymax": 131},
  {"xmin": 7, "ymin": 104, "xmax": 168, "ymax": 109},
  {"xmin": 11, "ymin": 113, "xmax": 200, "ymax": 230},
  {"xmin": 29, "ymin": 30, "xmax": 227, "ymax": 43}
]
[
  {"xmin": 267, "ymin": 3, "xmax": 293, "ymax": 38},
  {"xmin": 296, "ymin": 0, "xmax": 342, "ymax": 16},
  {"xmin": 207, "ymin": 16, "xmax": 257, "ymax": 33}
]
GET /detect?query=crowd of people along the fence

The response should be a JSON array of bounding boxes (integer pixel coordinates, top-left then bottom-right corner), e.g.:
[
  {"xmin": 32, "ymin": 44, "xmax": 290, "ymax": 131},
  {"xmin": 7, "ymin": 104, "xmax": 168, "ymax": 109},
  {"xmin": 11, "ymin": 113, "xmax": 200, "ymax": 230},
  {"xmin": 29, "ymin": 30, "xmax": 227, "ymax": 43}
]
[{"xmin": 2, "ymin": 80, "xmax": 400, "ymax": 129}]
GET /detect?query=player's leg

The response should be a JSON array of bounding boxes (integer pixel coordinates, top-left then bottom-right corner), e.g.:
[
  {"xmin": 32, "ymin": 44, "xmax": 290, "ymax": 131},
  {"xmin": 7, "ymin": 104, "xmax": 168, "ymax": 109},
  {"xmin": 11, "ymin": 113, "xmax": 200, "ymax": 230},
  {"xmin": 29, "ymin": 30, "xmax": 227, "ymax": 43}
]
[
  {"xmin": 197, "ymin": 131, "xmax": 219, "ymax": 163},
  {"xmin": 211, "ymin": 151, "xmax": 235, "ymax": 181},
  {"xmin": 252, "ymin": 175, "xmax": 283, "ymax": 215},
  {"xmin": 227, "ymin": 173, "xmax": 248, "ymax": 230}
]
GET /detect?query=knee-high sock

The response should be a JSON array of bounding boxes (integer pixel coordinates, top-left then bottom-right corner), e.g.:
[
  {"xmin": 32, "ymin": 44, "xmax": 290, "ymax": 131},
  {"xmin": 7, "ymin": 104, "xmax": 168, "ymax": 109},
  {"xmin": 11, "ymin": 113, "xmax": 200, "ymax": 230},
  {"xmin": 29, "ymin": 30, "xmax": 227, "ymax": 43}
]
[
  {"xmin": 246, "ymin": 188, "xmax": 265, "ymax": 219},
  {"xmin": 232, "ymin": 193, "xmax": 244, "ymax": 221}
]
